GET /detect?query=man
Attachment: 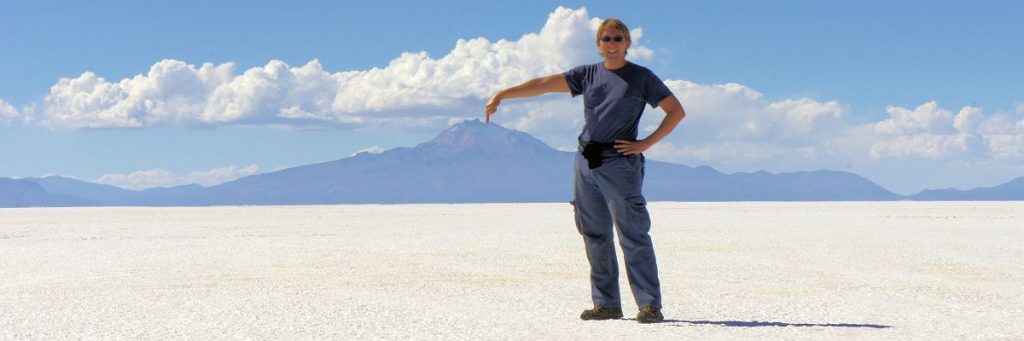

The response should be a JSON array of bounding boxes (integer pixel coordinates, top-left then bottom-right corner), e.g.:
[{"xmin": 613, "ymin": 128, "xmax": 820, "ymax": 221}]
[{"xmin": 484, "ymin": 18, "xmax": 686, "ymax": 324}]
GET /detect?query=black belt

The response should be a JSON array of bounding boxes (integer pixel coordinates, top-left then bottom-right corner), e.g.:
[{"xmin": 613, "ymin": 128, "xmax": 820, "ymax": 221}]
[{"xmin": 581, "ymin": 142, "xmax": 620, "ymax": 169}]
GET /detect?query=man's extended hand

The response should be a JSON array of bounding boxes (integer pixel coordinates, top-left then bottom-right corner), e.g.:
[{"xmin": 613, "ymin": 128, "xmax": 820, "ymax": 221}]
[
  {"xmin": 614, "ymin": 139, "xmax": 652, "ymax": 155},
  {"xmin": 484, "ymin": 95, "xmax": 501, "ymax": 124}
]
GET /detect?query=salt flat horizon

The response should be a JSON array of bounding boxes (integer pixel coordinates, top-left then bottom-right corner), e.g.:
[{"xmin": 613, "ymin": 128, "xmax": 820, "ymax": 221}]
[{"xmin": 2, "ymin": 202, "xmax": 1022, "ymax": 339}]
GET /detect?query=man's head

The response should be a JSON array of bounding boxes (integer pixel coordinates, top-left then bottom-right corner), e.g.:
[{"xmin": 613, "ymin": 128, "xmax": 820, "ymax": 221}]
[{"xmin": 596, "ymin": 18, "xmax": 631, "ymax": 58}]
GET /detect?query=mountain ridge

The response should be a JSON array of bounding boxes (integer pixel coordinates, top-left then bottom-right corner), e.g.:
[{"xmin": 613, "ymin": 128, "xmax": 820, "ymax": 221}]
[
  {"xmin": 909, "ymin": 176, "xmax": 1024, "ymax": 200},
  {"xmin": 3, "ymin": 119, "xmax": 1018, "ymax": 207}
]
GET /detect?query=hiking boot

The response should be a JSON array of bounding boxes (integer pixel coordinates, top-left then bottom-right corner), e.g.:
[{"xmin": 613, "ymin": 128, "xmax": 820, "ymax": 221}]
[
  {"xmin": 636, "ymin": 305, "xmax": 664, "ymax": 324},
  {"xmin": 580, "ymin": 306, "xmax": 623, "ymax": 320}
]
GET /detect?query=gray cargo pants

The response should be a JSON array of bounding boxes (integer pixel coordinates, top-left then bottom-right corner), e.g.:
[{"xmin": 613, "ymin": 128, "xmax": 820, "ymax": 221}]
[{"xmin": 571, "ymin": 150, "xmax": 662, "ymax": 310}]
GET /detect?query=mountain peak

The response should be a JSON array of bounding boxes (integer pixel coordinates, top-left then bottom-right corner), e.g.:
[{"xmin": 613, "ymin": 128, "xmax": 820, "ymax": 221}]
[
  {"xmin": 420, "ymin": 119, "xmax": 555, "ymax": 156},
  {"xmin": 431, "ymin": 119, "xmax": 488, "ymax": 142}
]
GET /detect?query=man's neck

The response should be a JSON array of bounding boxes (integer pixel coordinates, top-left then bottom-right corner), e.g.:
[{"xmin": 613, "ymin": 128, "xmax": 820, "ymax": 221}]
[{"xmin": 603, "ymin": 59, "xmax": 628, "ymax": 70}]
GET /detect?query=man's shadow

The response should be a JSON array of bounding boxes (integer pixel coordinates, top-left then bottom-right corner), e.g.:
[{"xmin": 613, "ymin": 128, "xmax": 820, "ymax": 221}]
[{"xmin": 659, "ymin": 319, "xmax": 891, "ymax": 329}]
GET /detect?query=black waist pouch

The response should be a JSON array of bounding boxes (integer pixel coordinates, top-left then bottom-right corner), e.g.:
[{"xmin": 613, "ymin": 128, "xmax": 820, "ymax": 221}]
[{"xmin": 582, "ymin": 143, "xmax": 617, "ymax": 169}]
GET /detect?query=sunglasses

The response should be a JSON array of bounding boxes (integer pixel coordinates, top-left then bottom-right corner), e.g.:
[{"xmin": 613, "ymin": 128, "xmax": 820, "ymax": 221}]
[{"xmin": 601, "ymin": 35, "xmax": 625, "ymax": 43}]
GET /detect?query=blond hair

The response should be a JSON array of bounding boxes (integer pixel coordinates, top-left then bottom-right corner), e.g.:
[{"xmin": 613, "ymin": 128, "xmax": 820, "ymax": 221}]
[
  {"xmin": 597, "ymin": 19, "xmax": 631, "ymax": 41},
  {"xmin": 596, "ymin": 18, "xmax": 631, "ymax": 56}
]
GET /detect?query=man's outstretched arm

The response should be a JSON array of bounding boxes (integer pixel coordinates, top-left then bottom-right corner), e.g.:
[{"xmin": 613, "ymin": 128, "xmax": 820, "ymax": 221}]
[{"xmin": 485, "ymin": 74, "xmax": 570, "ymax": 123}]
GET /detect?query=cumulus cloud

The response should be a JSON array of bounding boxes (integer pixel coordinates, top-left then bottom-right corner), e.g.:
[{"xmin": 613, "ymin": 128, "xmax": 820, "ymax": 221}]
[
  {"xmin": 974, "ymin": 110, "xmax": 1024, "ymax": 161},
  {"xmin": 599, "ymin": 79, "xmax": 1023, "ymax": 181},
  {"xmin": 866, "ymin": 102, "xmax": 994, "ymax": 160},
  {"xmin": 767, "ymin": 99, "xmax": 845, "ymax": 135},
  {"xmin": 870, "ymin": 134, "xmax": 974, "ymax": 160},
  {"xmin": 94, "ymin": 169, "xmax": 182, "ymax": 190},
  {"xmin": 612, "ymin": 80, "xmax": 850, "ymax": 172},
  {"xmin": 669, "ymin": 81, "xmax": 846, "ymax": 143},
  {"xmin": 873, "ymin": 101, "xmax": 957, "ymax": 136},
  {"xmin": 351, "ymin": 145, "xmax": 385, "ymax": 156},
  {"xmin": 189, "ymin": 164, "xmax": 261, "ymax": 186},
  {"xmin": 0, "ymin": 98, "xmax": 19, "ymax": 124},
  {"xmin": 95, "ymin": 164, "xmax": 259, "ymax": 190},
  {"xmin": 43, "ymin": 62, "xmax": 234, "ymax": 128},
  {"xmin": 41, "ymin": 6, "xmax": 652, "ymax": 129}
]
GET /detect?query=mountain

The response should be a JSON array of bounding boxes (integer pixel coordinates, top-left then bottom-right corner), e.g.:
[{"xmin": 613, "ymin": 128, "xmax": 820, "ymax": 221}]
[
  {"xmin": 909, "ymin": 176, "xmax": 1024, "ymax": 200},
  {"xmin": 28, "ymin": 176, "xmax": 139, "ymax": 205},
  {"xmin": 0, "ymin": 178, "xmax": 87, "ymax": 207},
  {"xmin": 187, "ymin": 119, "xmax": 901, "ymax": 204},
  {"xmin": 644, "ymin": 166, "xmax": 902, "ymax": 201},
  {"xmin": 2, "ymin": 119, "xmax": 915, "ymax": 207},
  {"xmin": 20, "ymin": 176, "xmax": 204, "ymax": 206},
  {"xmin": 194, "ymin": 119, "xmax": 573, "ymax": 204}
]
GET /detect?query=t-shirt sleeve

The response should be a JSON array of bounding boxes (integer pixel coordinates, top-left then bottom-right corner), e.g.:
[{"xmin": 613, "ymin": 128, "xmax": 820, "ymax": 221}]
[
  {"xmin": 644, "ymin": 71, "xmax": 673, "ymax": 108},
  {"xmin": 563, "ymin": 65, "xmax": 588, "ymax": 97}
]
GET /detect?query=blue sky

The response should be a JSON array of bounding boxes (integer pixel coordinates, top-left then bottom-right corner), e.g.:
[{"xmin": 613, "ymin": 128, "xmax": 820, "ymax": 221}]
[{"xmin": 1, "ymin": 1, "xmax": 1022, "ymax": 194}]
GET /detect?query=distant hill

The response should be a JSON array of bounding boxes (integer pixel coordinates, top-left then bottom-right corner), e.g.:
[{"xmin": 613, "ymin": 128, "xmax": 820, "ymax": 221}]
[
  {"xmin": 0, "ymin": 178, "xmax": 86, "ymax": 207},
  {"xmin": 644, "ymin": 166, "xmax": 902, "ymax": 201},
  {"xmin": 910, "ymin": 176, "xmax": 1024, "ymax": 200},
  {"xmin": 23, "ymin": 176, "xmax": 204, "ymax": 206},
  {"xmin": 1, "ymin": 119, "xmax": 921, "ymax": 207}
]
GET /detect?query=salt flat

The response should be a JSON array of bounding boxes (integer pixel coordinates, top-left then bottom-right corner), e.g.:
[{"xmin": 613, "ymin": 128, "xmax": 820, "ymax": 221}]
[{"xmin": 1, "ymin": 202, "xmax": 1022, "ymax": 340}]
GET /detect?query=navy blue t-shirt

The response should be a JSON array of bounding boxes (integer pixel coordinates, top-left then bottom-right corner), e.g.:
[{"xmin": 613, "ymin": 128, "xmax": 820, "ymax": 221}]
[{"xmin": 564, "ymin": 61, "xmax": 673, "ymax": 145}]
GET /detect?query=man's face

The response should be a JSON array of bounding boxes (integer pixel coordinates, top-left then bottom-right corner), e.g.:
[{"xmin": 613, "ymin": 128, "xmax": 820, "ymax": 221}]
[{"xmin": 598, "ymin": 28, "xmax": 630, "ymax": 59}]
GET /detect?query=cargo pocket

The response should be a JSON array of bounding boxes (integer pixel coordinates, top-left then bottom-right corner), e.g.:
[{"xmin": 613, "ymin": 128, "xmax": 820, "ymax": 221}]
[{"xmin": 626, "ymin": 196, "xmax": 651, "ymax": 232}]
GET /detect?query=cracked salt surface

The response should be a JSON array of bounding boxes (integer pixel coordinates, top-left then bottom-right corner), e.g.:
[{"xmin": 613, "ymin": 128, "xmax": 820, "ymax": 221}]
[{"xmin": 1, "ymin": 202, "xmax": 1022, "ymax": 339}]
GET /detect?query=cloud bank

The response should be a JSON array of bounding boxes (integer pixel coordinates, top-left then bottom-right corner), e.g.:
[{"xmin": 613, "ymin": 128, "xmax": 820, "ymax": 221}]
[
  {"xmin": 94, "ymin": 164, "xmax": 259, "ymax": 190},
  {"xmin": 644, "ymin": 82, "xmax": 1024, "ymax": 175},
  {"xmin": 41, "ymin": 7, "xmax": 651, "ymax": 129}
]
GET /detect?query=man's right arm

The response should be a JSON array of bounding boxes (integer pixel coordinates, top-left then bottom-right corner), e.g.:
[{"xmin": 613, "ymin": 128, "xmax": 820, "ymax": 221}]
[{"xmin": 485, "ymin": 74, "xmax": 570, "ymax": 123}]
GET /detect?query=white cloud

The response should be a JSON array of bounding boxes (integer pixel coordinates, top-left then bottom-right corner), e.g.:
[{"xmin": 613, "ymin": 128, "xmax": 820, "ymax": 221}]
[
  {"xmin": 351, "ymin": 145, "xmax": 385, "ymax": 156},
  {"xmin": 0, "ymin": 98, "xmax": 19, "ymax": 124},
  {"xmin": 865, "ymin": 104, "xmax": 996, "ymax": 160},
  {"xmin": 188, "ymin": 164, "xmax": 260, "ymax": 186},
  {"xmin": 94, "ymin": 168, "xmax": 183, "ymax": 190},
  {"xmin": 596, "ymin": 79, "xmax": 849, "ymax": 174},
  {"xmin": 873, "ymin": 101, "xmax": 957, "ymax": 135},
  {"xmin": 767, "ymin": 98, "xmax": 845, "ymax": 135},
  {"xmin": 95, "ymin": 164, "xmax": 259, "ymax": 190},
  {"xmin": 988, "ymin": 134, "xmax": 1024, "ymax": 160},
  {"xmin": 43, "ymin": 61, "xmax": 234, "ymax": 128},
  {"xmin": 659, "ymin": 80, "xmax": 846, "ymax": 144},
  {"xmin": 40, "ymin": 6, "xmax": 652, "ymax": 130},
  {"xmin": 979, "ymin": 112, "xmax": 1024, "ymax": 161},
  {"xmin": 324, "ymin": 6, "xmax": 650, "ymax": 117},
  {"xmin": 203, "ymin": 60, "xmax": 346, "ymax": 125},
  {"xmin": 599, "ymin": 82, "xmax": 1023, "ymax": 188},
  {"xmin": 869, "ymin": 134, "xmax": 972, "ymax": 160}
]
